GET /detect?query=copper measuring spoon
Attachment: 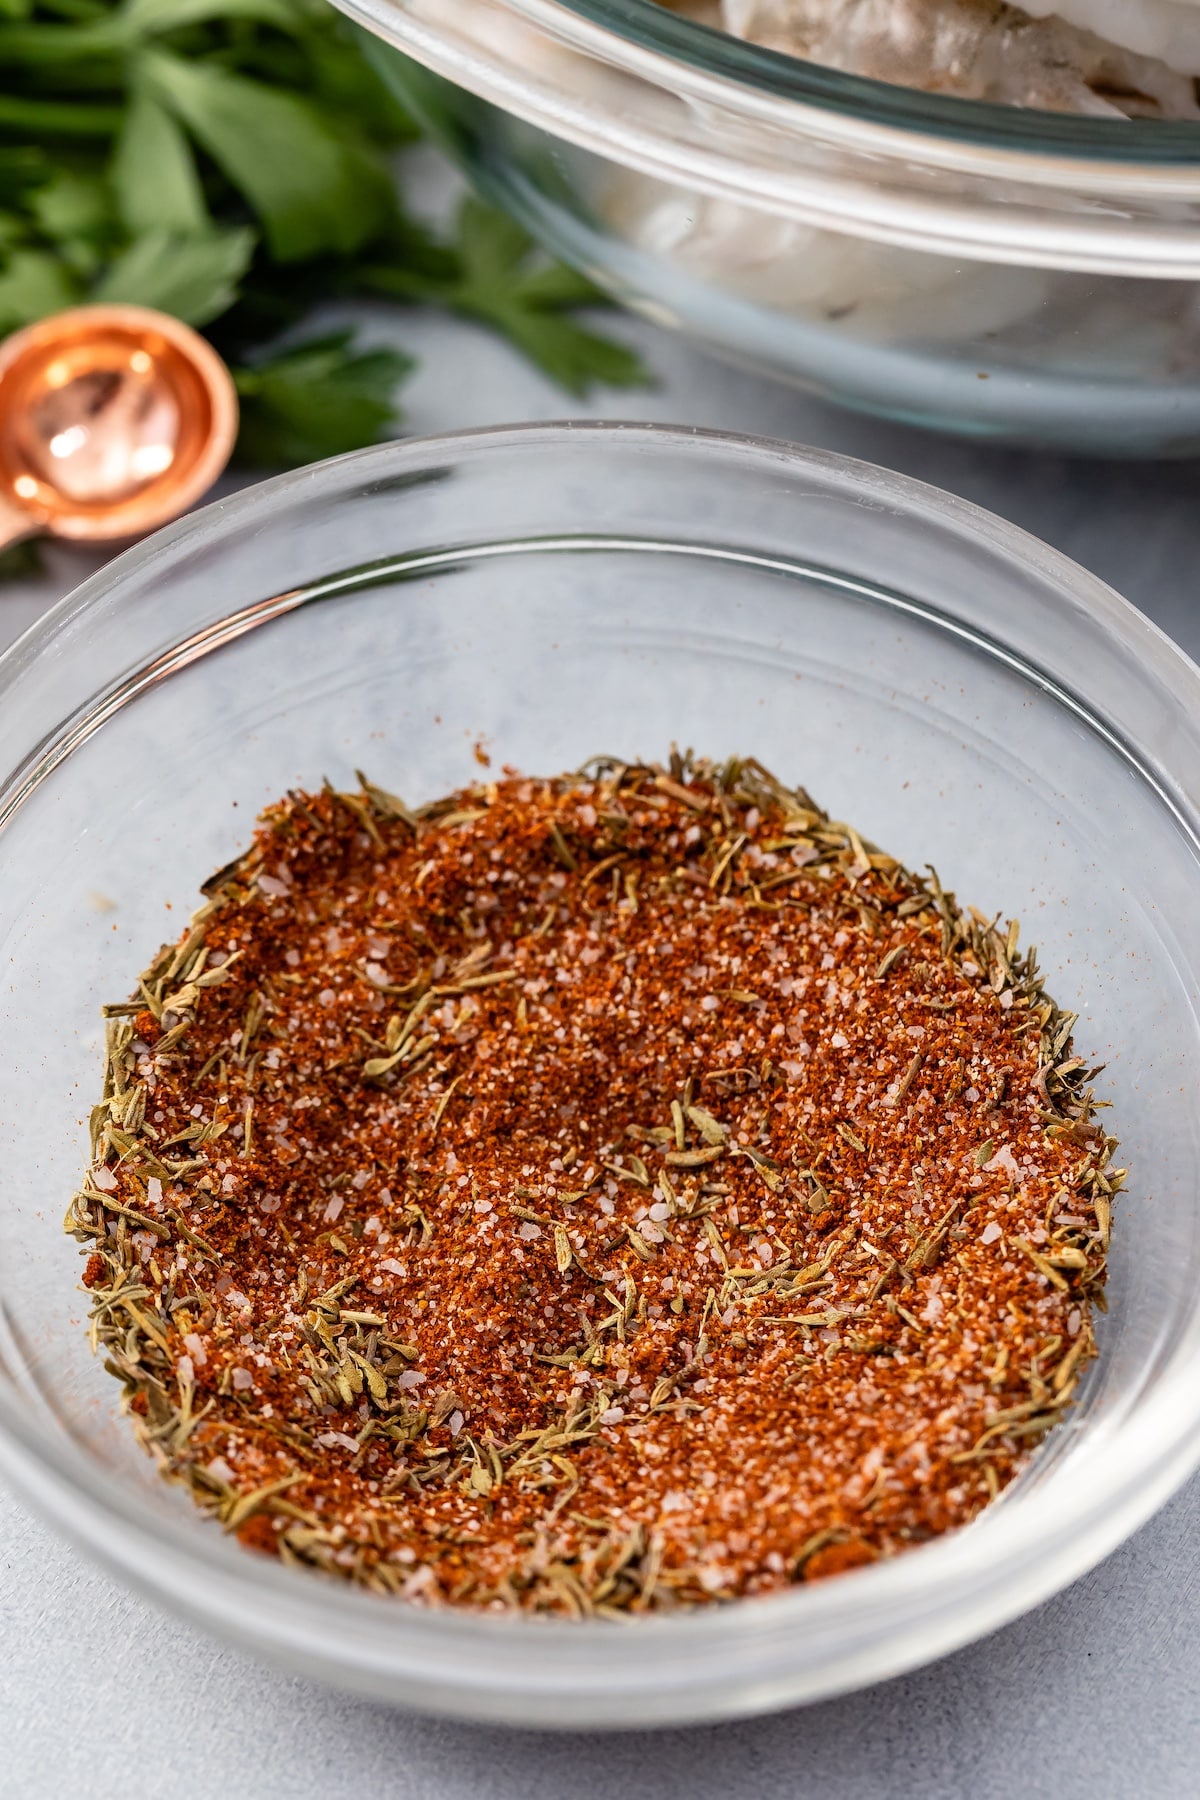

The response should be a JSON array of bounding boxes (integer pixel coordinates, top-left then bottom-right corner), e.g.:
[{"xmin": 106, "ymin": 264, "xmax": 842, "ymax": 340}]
[{"xmin": 0, "ymin": 303, "xmax": 238, "ymax": 554}]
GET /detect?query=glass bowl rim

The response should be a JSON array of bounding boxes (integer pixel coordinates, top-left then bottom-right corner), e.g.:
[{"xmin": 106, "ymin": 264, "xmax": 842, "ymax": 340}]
[
  {"xmin": 552, "ymin": 0, "xmax": 1200, "ymax": 163},
  {"xmin": 3, "ymin": 419, "xmax": 1200, "ymax": 1721}
]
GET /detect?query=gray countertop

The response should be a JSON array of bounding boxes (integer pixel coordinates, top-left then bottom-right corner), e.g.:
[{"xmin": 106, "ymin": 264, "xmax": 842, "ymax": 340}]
[{"xmin": 4, "ymin": 278, "xmax": 1200, "ymax": 1799}]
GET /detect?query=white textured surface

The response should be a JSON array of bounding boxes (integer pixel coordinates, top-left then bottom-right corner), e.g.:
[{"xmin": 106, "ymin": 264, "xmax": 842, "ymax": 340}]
[{"xmin": 4, "ymin": 254, "xmax": 1200, "ymax": 1797}]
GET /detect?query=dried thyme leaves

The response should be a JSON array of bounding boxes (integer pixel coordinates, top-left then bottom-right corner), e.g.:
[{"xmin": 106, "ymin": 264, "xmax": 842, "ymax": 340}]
[{"xmin": 66, "ymin": 754, "xmax": 1121, "ymax": 1612}]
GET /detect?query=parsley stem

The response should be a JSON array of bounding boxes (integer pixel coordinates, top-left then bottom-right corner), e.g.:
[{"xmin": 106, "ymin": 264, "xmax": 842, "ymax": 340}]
[
  {"xmin": 0, "ymin": 18, "xmax": 124, "ymax": 57},
  {"xmin": 0, "ymin": 94, "xmax": 122, "ymax": 132}
]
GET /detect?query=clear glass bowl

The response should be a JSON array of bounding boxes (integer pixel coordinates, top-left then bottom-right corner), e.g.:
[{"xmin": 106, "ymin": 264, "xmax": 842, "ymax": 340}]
[
  {"xmin": 2, "ymin": 422, "xmax": 1200, "ymax": 1726},
  {"xmin": 340, "ymin": 0, "xmax": 1200, "ymax": 454}
]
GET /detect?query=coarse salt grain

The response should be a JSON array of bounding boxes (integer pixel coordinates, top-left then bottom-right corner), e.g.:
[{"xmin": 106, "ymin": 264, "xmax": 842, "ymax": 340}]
[
  {"xmin": 316, "ymin": 1431, "xmax": 360, "ymax": 1452},
  {"xmin": 985, "ymin": 1145, "xmax": 1022, "ymax": 1180}
]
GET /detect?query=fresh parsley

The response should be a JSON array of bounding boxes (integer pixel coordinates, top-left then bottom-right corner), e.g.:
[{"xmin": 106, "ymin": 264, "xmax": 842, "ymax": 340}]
[{"xmin": 0, "ymin": 0, "xmax": 652, "ymax": 475}]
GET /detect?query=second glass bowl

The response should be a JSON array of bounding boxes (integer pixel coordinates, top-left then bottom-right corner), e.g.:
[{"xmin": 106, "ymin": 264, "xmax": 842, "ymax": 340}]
[{"xmin": 343, "ymin": 0, "xmax": 1200, "ymax": 454}]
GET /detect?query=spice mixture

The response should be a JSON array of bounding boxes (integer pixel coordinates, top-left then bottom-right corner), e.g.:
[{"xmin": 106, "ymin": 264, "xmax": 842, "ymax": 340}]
[{"xmin": 69, "ymin": 756, "xmax": 1121, "ymax": 1613}]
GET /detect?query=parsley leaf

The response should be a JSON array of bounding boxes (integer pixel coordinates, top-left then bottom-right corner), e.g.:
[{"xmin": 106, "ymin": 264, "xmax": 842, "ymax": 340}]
[
  {"xmin": 139, "ymin": 47, "xmax": 394, "ymax": 262},
  {"xmin": 93, "ymin": 225, "xmax": 255, "ymax": 325},
  {"xmin": 232, "ymin": 329, "xmax": 414, "ymax": 466},
  {"xmin": 0, "ymin": 246, "xmax": 76, "ymax": 332},
  {"xmin": 112, "ymin": 86, "xmax": 211, "ymax": 237},
  {"xmin": 363, "ymin": 197, "xmax": 653, "ymax": 397}
]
